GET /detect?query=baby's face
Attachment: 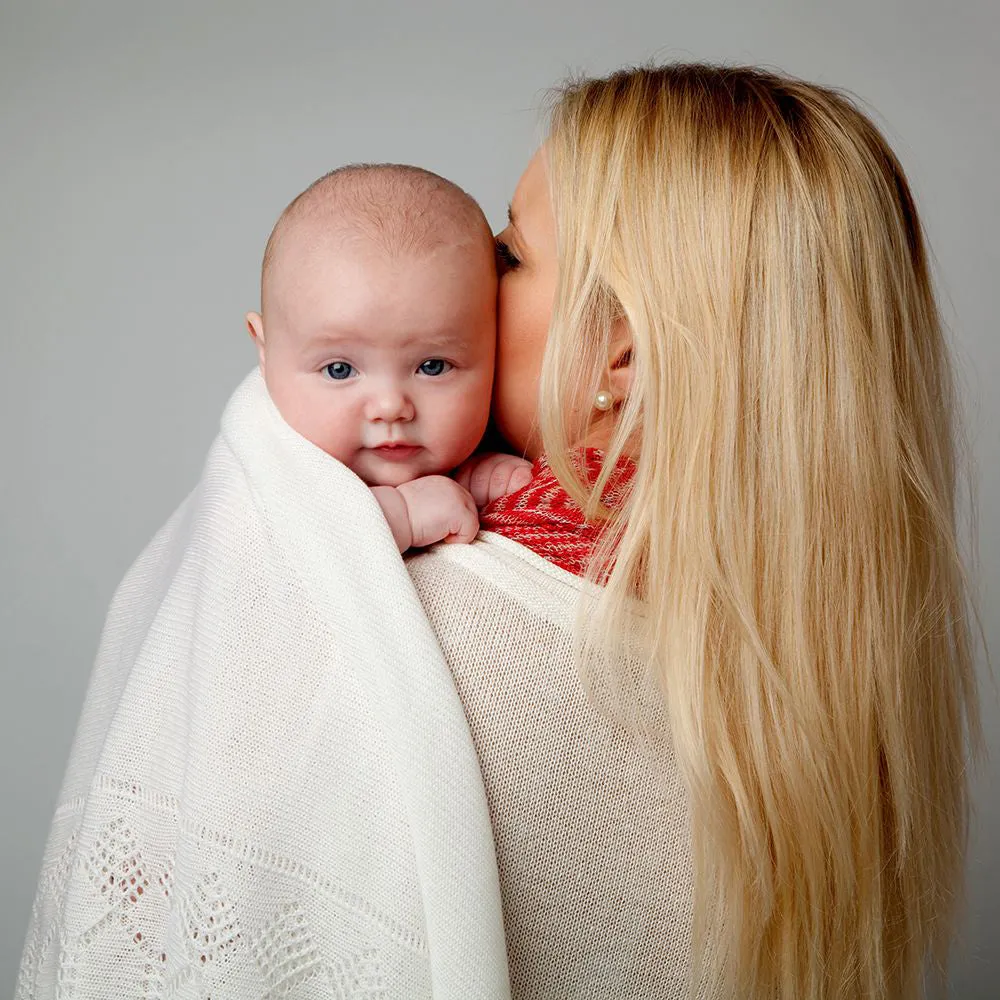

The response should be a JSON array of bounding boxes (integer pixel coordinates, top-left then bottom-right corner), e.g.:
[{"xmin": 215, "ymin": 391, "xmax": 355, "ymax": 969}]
[{"xmin": 256, "ymin": 237, "xmax": 497, "ymax": 487}]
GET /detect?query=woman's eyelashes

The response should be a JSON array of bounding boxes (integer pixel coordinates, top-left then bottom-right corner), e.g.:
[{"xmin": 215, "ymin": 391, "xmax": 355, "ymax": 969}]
[{"xmin": 495, "ymin": 238, "xmax": 521, "ymax": 272}]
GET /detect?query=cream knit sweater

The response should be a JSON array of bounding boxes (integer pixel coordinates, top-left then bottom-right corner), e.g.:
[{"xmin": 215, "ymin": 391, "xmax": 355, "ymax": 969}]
[{"xmin": 409, "ymin": 537, "xmax": 700, "ymax": 999}]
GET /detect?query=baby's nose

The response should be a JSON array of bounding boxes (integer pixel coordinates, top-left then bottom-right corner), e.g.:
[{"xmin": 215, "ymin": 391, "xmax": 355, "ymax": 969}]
[{"xmin": 367, "ymin": 387, "xmax": 415, "ymax": 422}]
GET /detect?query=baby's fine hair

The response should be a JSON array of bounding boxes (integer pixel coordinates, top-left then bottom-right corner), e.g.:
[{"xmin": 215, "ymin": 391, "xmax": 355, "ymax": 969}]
[{"xmin": 260, "ymin": 163, "xmax": 491, "ymax": 313}]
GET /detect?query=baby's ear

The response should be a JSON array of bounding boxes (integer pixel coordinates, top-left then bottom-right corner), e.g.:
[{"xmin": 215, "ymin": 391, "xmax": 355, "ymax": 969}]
[{"xmin": 245, "ymin": 312, "xmax": 266, "ymax": 371}]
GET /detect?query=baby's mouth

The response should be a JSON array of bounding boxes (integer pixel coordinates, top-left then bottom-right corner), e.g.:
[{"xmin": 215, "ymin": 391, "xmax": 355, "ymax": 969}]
[{"xmin": 370, "ymin": 443, "xmax": 422, "ymax": 460}]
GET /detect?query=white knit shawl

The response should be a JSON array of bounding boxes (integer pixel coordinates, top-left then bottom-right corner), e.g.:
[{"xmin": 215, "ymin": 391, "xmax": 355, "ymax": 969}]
[{"xmin": 17, "ymin": 369, "xmax": 511, "ymax": 1000}]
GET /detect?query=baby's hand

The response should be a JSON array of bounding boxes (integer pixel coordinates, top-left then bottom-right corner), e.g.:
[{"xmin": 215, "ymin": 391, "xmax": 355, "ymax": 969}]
[
  {"xmin": 372, "ymin": 476, "xmax": 479, "ymax": 552},
  {"xmin": 454, "ymin": 452, "xmax": 534, "ymax": 508}
]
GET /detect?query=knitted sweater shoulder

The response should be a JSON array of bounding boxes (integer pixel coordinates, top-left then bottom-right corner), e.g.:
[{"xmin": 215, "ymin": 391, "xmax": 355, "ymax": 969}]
[{"xmin": 408, "ymin": 534, "xmax": 703, "ymax": 999}]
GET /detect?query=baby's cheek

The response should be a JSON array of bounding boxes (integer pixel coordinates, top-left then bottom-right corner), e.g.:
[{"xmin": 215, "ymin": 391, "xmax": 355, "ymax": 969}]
[
  {"xmin": 291, "ymin": 405, "xmax": 357, "ymax": 465},
  {"xmin": 443, "ymin": 385, "xmax": 492, "ymax": 463}
]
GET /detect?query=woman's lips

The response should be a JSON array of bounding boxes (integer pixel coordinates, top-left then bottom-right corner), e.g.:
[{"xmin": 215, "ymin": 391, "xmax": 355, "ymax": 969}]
[{"xmin": 370, "ymin": 444, "xmax": 422, "ymax": 461}]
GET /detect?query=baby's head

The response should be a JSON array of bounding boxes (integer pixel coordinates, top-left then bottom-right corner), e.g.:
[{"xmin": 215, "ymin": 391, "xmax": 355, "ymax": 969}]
[{"xmin": 247, "ymin": 164, "xmax": 497, "ymax": 487}]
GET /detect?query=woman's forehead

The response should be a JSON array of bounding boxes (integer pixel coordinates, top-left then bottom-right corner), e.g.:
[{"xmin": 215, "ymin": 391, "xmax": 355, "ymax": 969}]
[
  {"xmin": 510, "ymin": 149, "xmax": 554, "ymax": 250},
  {"xmin": 512, "ymin": 148, "xmax": 546, "ymax": 211}
]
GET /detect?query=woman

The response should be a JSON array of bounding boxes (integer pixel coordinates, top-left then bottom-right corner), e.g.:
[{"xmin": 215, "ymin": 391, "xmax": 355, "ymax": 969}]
[
  {"xmin": 410, "ymin": 64, "xmax": 982, "ymax": 998},
  {"xmin": 19, "ymin": 64, "xmax": 980, "ymax": 1000}
]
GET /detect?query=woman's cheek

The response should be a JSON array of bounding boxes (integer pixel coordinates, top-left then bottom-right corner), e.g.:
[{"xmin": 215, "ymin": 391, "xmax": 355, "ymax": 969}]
[
  {"xmin": 493, "ymin": 347, "xmax": 543, "ymax": 460},
  {"xmin": 494, "ymin": 278, "xmax": 550, "ymax": 457}
]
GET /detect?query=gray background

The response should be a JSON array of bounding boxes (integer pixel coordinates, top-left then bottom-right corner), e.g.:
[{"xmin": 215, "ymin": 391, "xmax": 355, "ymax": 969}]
[{"xmin": 1, "ymin": 0, "xmax": 997, "ymax": 994}]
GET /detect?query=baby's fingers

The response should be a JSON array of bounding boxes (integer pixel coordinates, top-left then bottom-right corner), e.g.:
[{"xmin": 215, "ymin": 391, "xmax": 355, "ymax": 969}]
[
  {"xmin": 467, "ymin": 461, "xmax": 500, "ymax": 507},
  {"xmin": 442, "ymin": 507, "xmax": 480, "ymax": 545},
  {"xmin": 485, "ymin": 458, "xmax": 533, "ymax": 504},
  {"xmin": 453, "ymin": 461, "xmax": 475, "ymax": 493},
  {"xmin": 508, "ymin": 465, "xmax": 533, "ymax": 493}
]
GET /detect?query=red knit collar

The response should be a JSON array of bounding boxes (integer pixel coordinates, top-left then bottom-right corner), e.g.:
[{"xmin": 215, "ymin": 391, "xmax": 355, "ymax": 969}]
[{"xmin": 479, "ymin": 449, "xmax": 635, "ymax": 578}]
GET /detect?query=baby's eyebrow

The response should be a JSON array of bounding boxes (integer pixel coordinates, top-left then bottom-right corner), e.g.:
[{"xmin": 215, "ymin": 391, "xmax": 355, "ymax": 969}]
[
  {"xmin": 408, "ymin": 334, "xmax": 473, "ymax": 352},
  {"xmin": 304, "ymin": 332, "xmax": 355, "ymax": 349},
  {"xmin": 507, "ymin": 203, "xmax": 515, "ymax": 225}
]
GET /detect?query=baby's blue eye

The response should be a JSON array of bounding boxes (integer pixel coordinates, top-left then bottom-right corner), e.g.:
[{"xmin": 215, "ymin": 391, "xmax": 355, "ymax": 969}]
[
  {"xmin": 325, "ymin": 361, "xmax": 354, "ymax": 380},
  {"xmin": 419, "ymin": 359, "xmax": 452, "ymax": 376}
]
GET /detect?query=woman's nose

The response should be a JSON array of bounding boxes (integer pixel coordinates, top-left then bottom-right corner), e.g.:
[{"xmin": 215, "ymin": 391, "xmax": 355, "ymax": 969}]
[{"xmin": 365, "ymin": 386, "xmax": 415, "ymax": 423}]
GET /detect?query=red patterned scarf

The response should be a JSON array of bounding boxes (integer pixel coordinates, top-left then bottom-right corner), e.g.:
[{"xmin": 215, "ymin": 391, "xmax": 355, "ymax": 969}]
[{"xmin": 479, "ymin": 449, "xmax": 635, "ymax": 578}]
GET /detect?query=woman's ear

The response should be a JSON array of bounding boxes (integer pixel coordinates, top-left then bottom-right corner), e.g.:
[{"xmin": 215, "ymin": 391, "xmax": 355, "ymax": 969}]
[
  {"xmin": 246, "ymin": 312, "xmax": 266, "ymax": 371},
  {"xmin": 607, "ymin": 320, "xmax": 633, "ymax": 400}
]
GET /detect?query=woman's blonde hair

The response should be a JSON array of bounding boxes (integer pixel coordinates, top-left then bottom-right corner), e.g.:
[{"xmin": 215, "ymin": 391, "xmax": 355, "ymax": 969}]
[{"xmin": 540, "ymin": 64, "xmax": 983, "ymax": 999}]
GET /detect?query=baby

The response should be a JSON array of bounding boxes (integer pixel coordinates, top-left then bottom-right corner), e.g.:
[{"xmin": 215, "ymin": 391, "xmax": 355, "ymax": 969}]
[{"xmin": 246, "ymin": 164, "xmax": 532, "ymax": 551}]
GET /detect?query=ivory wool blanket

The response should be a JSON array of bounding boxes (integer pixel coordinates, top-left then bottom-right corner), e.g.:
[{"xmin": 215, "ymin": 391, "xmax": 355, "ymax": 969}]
[{"xmin": 17, "ymin": 369, "xmax": 511, "ymax": 1000}]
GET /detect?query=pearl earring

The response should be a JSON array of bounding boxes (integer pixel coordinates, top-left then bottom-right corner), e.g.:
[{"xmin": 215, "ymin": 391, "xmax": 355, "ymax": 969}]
[{"xmin": 594, "ymin": 389, "xmax": 614, "ymax": 412}]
